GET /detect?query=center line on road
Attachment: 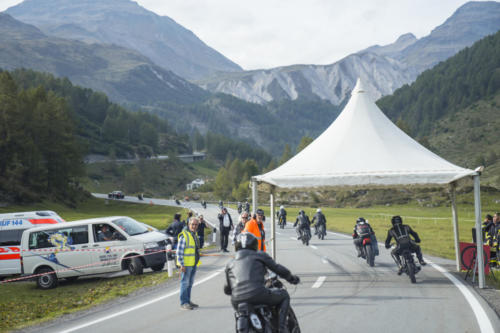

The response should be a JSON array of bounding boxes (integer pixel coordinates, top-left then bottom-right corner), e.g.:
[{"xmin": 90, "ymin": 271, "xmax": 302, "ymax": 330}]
[
  {"xmin": 310, "ymin": 245, "xmax": 318, "ymax": 250},
  {"xmin": 312, "ymin": 276, "xmax": 326, "ymax": 288}
]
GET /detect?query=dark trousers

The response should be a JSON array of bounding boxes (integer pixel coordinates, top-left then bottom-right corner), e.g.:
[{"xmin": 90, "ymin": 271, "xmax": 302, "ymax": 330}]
[
  {"xmin": 232, "ymin": 288, "xmax": 290, "ymax": 331},
  {"xmin": 199, "ymin": 236, "xmax": 204, "ymax": 249},
  {"xmin": 221, "ymin": 227, "xmax": 230, "ymax": 250}
]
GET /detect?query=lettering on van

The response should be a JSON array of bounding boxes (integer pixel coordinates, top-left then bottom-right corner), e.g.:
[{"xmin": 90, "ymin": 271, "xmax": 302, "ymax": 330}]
[
  {"xmin": 99, "ymin": 253, "xmax": 118, "ymax": 266},
  {"xmin": 0, "ymin": 219, "xmax": 24, "ymax": 227}
]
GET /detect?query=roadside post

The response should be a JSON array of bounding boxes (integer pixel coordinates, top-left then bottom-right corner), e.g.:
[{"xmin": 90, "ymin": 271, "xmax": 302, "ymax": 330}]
[{"xmin": 166, "ymin": 243, "xmax": 174, "ymax": 277}]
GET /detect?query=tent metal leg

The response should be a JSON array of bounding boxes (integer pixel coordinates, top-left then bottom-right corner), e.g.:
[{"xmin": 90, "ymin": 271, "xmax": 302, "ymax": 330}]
[
  {"xmin": 473, "ymin": 174, "xmax": 485, "ymax": 288},
  {"xmin": 450, "ymin": 182, "xmax": 460, "ymax": 271},
  {"xmin": 251, "ymin": 179, "xmax": 257, "ymax": 215},
  {"xmin": 270, "ymin": 186, "xmax": 276, "ymax": 260}
]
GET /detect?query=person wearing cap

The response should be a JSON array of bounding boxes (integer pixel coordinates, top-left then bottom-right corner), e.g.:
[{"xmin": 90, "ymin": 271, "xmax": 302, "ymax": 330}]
[
  {"xmin": 218, "ymin": 207, "xmax": 233, "ymax": 252},
  {"xmin": 177, "ymin": 217, "xmax": 201, "ymax": 310},
  {"xmin": 232, "ymin": 212, "xmax": 250, "ymax": 245},
  {"xmin": 244, "ymin": 208, "xmax": 266, "ymax": 252}
]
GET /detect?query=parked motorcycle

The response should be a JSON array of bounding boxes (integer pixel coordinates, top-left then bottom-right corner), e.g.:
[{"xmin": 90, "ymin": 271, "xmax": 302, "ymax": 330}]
[{"xmin": 233, "ymin": 275, "xmax": 301, "ymax": 333}]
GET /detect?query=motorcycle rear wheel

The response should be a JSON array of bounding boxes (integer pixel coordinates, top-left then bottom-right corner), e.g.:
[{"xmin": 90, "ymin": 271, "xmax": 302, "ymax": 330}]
[{"xmin": 366, "ymin": 245, "xmax": 375, "ymax": 267}]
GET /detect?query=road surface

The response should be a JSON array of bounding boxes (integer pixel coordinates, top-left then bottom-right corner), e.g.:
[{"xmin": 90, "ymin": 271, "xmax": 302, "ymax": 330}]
[{"xmin": 29, "ymin": 195, "xmax": 498, "ymax": 333}]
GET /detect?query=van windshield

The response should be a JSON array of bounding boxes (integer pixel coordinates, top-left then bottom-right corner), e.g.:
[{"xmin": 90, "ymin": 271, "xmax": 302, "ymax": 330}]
[{"xmin": 113, "ymin": 217, "xmax": 149, "ymax": 236}]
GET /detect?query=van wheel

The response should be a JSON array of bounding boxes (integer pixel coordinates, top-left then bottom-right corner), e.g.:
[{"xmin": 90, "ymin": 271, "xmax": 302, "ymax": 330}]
[
  {"xmin": 36, "ymin": 267, "xmax": 58, "ymax": 289},
  {"xmin": 151, "ymin": 263, "xmax": 165, "ymax": 272},
  {"xmin": 127, "ymin": 257, "xmax": 144, "ymax": 275}
]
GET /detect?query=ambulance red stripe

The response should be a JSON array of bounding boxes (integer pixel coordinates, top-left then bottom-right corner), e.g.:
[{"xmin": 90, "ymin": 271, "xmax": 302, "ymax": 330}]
[
  {"xmin": 0, "ymin": 254, "xmax": 21, "ymax": 260},
  {"xmin": 29, "ymin": 219, "xmax": 59, "ymax": 224}
]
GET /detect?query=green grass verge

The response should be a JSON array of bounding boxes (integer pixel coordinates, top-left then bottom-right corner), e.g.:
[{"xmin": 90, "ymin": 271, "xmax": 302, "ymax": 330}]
[
  {"xmin": 0, "ymin": 271, "xmax": 172, "ymax": 333},
  {"xmin": 0, "ymin": 198, "xmax": 190, "ymax": 332}
]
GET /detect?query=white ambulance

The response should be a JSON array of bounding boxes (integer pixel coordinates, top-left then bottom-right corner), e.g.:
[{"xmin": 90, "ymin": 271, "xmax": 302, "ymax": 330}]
[{"xmin": 0, "ymin": 211, "xmax": 65, "ymax": 277}]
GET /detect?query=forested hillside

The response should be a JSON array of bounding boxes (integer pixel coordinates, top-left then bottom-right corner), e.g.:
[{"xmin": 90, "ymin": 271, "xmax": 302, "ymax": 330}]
[
  {"xmin": 377, "ymin": 30, "xmax": 500, "ymax": 187},
  {"xmin": 377, "ymin": 30, "xmax": 500, "ymax": 136}
]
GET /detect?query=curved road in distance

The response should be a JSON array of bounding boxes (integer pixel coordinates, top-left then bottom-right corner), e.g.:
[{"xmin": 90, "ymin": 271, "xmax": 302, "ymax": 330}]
[{"xmin": 37, "ymin": 194, "xmax": 497, "ymax": 333}]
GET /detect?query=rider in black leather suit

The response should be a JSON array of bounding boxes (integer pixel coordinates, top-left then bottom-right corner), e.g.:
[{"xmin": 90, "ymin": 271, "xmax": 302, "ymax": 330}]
[
  {"xmin": 385, "ymin": 215, "xmax": 426, "ymax": 274},
  {"xmin": 224, "ymin": 232, "xmax": 300, "ymax": 333}
]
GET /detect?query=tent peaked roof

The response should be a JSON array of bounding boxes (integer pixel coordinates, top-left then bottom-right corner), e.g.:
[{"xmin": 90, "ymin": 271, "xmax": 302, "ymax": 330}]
[{"xmin": 254, "ymin": 78, "xmax": 475, "ymax": 189}]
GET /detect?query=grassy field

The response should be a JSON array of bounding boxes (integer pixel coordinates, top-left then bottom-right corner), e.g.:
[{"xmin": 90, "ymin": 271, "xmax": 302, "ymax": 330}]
[{"xmin": 0, "ymin": 198, "xmax": 193, "ymax": 332}]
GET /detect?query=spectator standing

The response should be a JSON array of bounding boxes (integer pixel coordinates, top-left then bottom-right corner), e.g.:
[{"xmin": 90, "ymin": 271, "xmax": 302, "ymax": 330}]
[
  {"xmin": 197, "ymin": 215, "xmax": 208, "ymax": 248},
  {"xmin": 232, "ymin": 212, "xmax": 249, "ymax": 245},
  {"xmin": 186, "ymin": 211, "xmax": 194, "ymax": 224},
  {"xmin": 244, "ymin": 208, "xmax": 266, "ymax": 252},
  {"xmin": 177, "ymin": 217, "xmax": 201, "ymax": 310},
  {"xmin": 218, "ymin": 207, "xmax": 233, "ymax": 252},
  {"xmin": 166, "ymin": 213, "xmax": 185, "ymax": 248}
]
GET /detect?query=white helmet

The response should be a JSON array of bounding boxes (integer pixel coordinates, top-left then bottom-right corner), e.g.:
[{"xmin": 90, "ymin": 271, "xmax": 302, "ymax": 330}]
[
  {"xmin": 280, "ymin": 205, "xmax": 284, "ymax": 210},
  {"xmin": 316, "ymin": 208, "xmax": 321, "ymax": 213}
]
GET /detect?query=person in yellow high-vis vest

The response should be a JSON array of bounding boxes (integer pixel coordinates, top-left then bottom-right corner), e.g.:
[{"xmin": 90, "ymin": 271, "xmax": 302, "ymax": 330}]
[{"xmin": 176, "ymin": 217, "xmax": 201, "ymax": 310}]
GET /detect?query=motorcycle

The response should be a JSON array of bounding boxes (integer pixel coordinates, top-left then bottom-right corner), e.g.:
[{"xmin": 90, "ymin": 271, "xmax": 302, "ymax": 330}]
[
  {"xmin": 398, "ymin": 245, "xmax": 420, "ymax": 283},
  {"xmin": 175, "ymin": 199, "xmax": 181, "ymax": 205},
  {"xmin": 360, "ymin": 234, "xmax": 375, "ymax": 267},
  {"xmin": 234, "ymin": 275, "xmax": 301, "ymax": 333},
  {"xmin": 201, "ymin": 201, "xmax": 207, "ymax": 209},
  {"xmin": 317, "ymin": 224, "xmax": 326, "ymax": 240},
  {"xmin": 296, "ymin": 227, "xmax": 310, "ymax": 246},
  {"xmin": 137, "ymin": 194, "xmax": 143, "ymax": 201},
  {"xmin": 278, "ymin": 216, "xmax": 286, "ymax": 229}
]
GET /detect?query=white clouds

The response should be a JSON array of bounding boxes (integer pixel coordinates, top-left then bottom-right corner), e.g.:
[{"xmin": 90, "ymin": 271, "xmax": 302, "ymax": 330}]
[{"xmin": 1, "ymin": 0, "xmax": 482, "ymax": 69}]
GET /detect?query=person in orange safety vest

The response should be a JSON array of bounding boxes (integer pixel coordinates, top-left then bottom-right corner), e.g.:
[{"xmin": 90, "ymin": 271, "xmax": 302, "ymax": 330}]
[{"xmin": 244, "ymin": 208, "xmax": 266, "ymax": 252}]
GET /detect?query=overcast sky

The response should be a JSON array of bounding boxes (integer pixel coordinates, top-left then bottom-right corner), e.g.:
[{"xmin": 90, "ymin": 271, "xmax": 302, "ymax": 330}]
[{"xmin": 0, "ymin": 0, "xmax": 486, "ymax": 70}]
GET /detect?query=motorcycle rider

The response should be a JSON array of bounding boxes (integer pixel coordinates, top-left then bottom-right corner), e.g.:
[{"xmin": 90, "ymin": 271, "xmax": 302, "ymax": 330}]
[
  {"xmin": 352, "ymin": 217, "xmax": 375, "ymax": 258},
  {"xmin": 485, "ymin": 212, "xmax": 500, "ymax": 267},
  {"xmin": 276, "ymin": 205, "xmax": 287, "ymax": 227},
  {"xmin": 294, "ymin": 210, "xmax": 311, "ymax": 242},
  {"xmin": 385, "ymin": 215, "xmax": 426, "ymax": 275},
  {"xmin": 244, "ymin": 201, "xmax": 250, "ymax": 213},
  {"xmin": 237, "ymin": 202, "xmax": 243, "ymax": 214},
  {"xmin": 311, "ymin": 208, "xmax": 327, "ymax": 235},
  {"xmin": 224, "ymin": 232, "xmax": 300, "ymax": 333}
]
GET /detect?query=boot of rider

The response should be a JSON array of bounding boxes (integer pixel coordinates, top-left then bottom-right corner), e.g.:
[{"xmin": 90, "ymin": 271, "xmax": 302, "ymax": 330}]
[
  {"xmin": 416, "ymin": 247, "xmax": 427, "ymax": 265},
  {"xmin": 278, "ymin": 297, "xmax": 291, "ymax": 333}
]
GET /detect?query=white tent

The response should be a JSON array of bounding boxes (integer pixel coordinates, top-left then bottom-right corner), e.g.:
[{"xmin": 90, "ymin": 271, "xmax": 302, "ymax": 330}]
[{"xmin": 252, "ymin": 79, "xmax": 486, "ymax": 287}]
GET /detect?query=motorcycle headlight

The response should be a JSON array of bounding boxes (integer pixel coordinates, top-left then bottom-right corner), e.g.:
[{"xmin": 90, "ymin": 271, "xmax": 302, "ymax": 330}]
[{"xmin": 144, "ymin": 242, "xmax": 158, "ymax": 250}]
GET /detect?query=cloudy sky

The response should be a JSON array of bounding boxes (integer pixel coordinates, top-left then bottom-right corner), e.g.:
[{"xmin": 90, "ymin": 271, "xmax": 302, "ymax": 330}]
[{"xmin": 0, "ymin": 0, "xmax": 484, "ymax": 70}]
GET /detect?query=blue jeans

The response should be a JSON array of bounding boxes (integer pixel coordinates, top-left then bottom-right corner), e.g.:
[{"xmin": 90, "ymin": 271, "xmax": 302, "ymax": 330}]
[{"xmin": 180, "ymin": 266, "xmax": 197, "ymax": 305}]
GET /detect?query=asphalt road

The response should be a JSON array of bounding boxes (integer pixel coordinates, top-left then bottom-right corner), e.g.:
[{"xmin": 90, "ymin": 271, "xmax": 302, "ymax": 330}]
[{"xmin": 33, "ymin": 195, "xmax": 499, "ymax": 333}]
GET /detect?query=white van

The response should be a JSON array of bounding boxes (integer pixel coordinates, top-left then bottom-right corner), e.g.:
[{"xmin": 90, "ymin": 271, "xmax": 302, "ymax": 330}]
[
  {"xmin": 0, "ymin": 211, "xmax": 65, "ymax": 277},
  {"xmin": 20, "ymin": 216, "xmax": 167, "ymax": 289}
]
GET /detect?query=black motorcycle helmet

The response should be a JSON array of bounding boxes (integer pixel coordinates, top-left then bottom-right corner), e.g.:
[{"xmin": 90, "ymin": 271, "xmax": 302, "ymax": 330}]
[
  {"xmin": 391, "ymin": 215, "xmax": 403, "ymax": 226},
  {"xmin": 256, "ymin": 208, "xmax": 265, "ymax": 216},
  {"xmin": 356, "ymin": 217, "xmax": 366, "ymax": 224},
  {"xmin": 299, "ymin": 210, "xmax": 305, "ymax": 215},
  {"xmin": 235, "ymin": 232, "xmax": 258, "ymax": 251}
]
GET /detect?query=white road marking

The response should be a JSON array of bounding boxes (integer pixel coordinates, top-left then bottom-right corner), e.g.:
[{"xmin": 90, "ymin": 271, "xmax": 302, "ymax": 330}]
[
  {"xmin": 321, "ymin": 257, "xmax": 329, "ymax": 264},
  {"xmin": 310, "ymin": 245, "xmax": 318, "ymax": 250},
  {"xmin": 290, "ymin": 237, "xmax": 298, "ymax": 240},
  {"xmin": 58, "ymin": 270, "xmax": 224, "ymax": 333},
  {"xmin": 427, "ymin": 260, "xmax": 495, "ymax": 333},
  {"xmin": 328, "ymin": 232, "xmax": 351, "ymax": 239},
  {"xmin": 276, "ymin": 231, "xmax": 282, "ymax": 235},
  {"xmin": 312, "ymin": 276, "xmax": 326, "ymax": 288}
]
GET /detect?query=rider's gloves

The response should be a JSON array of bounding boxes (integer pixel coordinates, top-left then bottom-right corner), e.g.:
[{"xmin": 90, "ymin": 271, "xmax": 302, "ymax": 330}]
[
  {"xmin": 224, "ymin": 285, "xmax": 232, "ymax": 295},
  {"xmin": 288, "ymin": 275, "xmax": 300, "ymax": 285}
]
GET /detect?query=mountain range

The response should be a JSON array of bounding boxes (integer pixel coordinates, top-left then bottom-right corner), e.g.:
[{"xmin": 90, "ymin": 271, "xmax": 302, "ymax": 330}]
[
  {"xmin": 5, "ymin": 0, "xmax": 242, "ymax": 80},
  {"xmin": 197, "ymin": 1, "xmax": 500, "ymax": 105},
  {"xmin": 0, "ymin": 13, "xmax": 208, "ymax": 105}
]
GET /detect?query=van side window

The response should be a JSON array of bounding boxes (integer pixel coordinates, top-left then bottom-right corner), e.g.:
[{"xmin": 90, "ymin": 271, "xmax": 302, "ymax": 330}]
[
  {"xmin": 29, "ymin": 227, "xmax": 88, "ymax": 249},
  {"xmin": 93, "ymin": 224, "xmax": 119, "ymax": 242},
  {"xmin": 71, "ymin": 226, "xmax": 89, "ymax": 245},
  {"xmin": 0, "ymin": 230, "xmax": 25, "ymax": 246}
]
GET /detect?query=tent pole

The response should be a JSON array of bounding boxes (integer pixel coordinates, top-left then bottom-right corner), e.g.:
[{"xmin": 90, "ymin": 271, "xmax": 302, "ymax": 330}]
[
  {"xmin": 473, "ymin": 174, "xmax": 485, "ymax": 288},
  {"xmin": 270, "ymin": 186, "xmax": 276, "ymax": 260},
  {"xmin": 449, "ymin": 182, "xmax": 460, "ymax": 271},
  {"xmin": 251, "ymin": 179, "xmax": 257, "ymax": 215}
]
